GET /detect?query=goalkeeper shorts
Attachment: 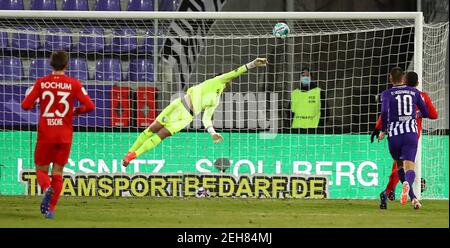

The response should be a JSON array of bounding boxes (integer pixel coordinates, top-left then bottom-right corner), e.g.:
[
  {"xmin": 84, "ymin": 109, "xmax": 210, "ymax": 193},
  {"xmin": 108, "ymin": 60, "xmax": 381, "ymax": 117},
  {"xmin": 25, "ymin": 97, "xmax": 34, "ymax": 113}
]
[{"xmin": 156, "ymin": 98, "xmax": 193, "ymax": 135}]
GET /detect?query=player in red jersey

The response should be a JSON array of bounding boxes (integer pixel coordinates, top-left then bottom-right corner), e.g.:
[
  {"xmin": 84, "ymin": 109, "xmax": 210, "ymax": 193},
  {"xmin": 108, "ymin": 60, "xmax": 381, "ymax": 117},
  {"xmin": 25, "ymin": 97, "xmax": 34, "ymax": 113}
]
[
  {"xmin": 371, "ymin": 71, "xmax": 438, "ymax": 209},
  {"xmin": 21, "ymin": 51, "xmax": 95, "ymax": 219}
]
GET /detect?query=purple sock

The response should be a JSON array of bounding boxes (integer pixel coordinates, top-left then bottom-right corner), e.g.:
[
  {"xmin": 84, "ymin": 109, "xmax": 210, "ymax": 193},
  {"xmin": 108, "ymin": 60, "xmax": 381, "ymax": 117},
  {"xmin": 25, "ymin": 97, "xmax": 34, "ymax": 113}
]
[
  {"xmin": 405, "ymin": 170, "xmax": 416, "ymax": 200},
  {"xmin": 397, "ymin": 168, "xmax": 405, "ymax": 183}
]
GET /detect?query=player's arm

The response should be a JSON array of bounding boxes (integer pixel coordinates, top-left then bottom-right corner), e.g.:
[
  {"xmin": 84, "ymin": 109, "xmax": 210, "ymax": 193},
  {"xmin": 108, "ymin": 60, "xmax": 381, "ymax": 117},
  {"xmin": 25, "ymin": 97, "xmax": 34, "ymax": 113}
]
[
  {"xmin": 74, "ymin": 83, "xmax": 95, "ymax": 115},
  {"xmin": 415, "ymin": 89, "xmax": 429, "ymax": 119},
  {"xmin": 370, "ymin": 115, "xmax": 382, "ymax": 143},
  {"xmin": 218, "ymin": 58, "xmax": 267, "ymax": 83},
  {"xmin": 422, "ymin": 92, "xmax": 438, "ymax": 119},
  {"xmin": 21, "ymin": 82, "xmax": 40, "ymax": 110},
  {"xmin": 378, "ymin": 91, "xmax": 389, "ymax": 141},
  {"xmin": 203, "ymin": 103, "xmax": 223, "ymax": 144}
]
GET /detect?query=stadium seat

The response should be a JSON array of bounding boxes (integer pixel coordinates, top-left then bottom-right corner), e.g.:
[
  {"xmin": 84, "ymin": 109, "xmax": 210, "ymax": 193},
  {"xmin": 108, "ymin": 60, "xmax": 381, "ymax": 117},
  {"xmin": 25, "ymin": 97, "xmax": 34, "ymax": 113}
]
[
  {"xmin": 30, "ymin": 0, "xmax": 57, "ymax": 10},
  {"xmin": 67, "ymin": 57, "xmax": 89, "ymax": 81},
  {"xmin": 95, "ymin": 58, "xmax": 122, "ymax": 81},
  {"xmin": 94, "ymin": 0, "xmax": 121, "ymax": 11},
  {"xmin": 44, "ymin": 27, "xmax": 72, "ymax": 52},
  {"xmin": 29, "ymin": 57, "xmax": 52, "ymax": 79},
  {"xmin": 0, "ymin": 32, "xmax": 8, "ymax": 49},
  {"xmin": 11, "ymin": 26, "xmax": 40, "ymax": 50},
  {"xmin": 127, "ymin": 0, "xmax": 153, "ymax": 11},
  {"xmin": 111, "ymin": 28, "xmax": 137, "ymax": 53},
  {"xmin": 0, "ymin": 0, "xmax": 24, "ymax": 10},
  {"xmin": 0, "ymin": 57, "xmax": 23, "ymax": 80},
  {"xmin": 77, "ymin": 26, "xmax": 105, "ymax": 52},
  {"xmin": 61, "ymin": 0, "xmax": 89, "ymax": 10},
  {"xmin": 129, "ymin": 58, "xmax": 154, "ymax": 82},
  {"xmin": 141, "ymin": 29, "xmax": 165, "ymax": 53},
  {"xmin": 158, "ymin": 0, "xmax": 180, "ymax": 11},
  {"xmin": 142, "ymin": 29, "xmax": 154, "ymax": 53}
]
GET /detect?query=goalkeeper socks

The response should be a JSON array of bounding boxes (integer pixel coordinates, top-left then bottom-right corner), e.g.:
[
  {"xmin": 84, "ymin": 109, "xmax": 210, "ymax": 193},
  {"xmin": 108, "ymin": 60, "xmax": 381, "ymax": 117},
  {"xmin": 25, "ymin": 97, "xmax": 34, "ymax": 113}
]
[
  {"xmin": 135, "ymin": 134, "xmax": 162, "ymax": 157},
  {"xmin": 129, "ymin": 128, "xmax": 154, "ymax": 152},
  {"xmin": 36, "ymin": 169, "xmax": 51, "ymax": 193},
  {"xmin": 397, "ymin": 167, "xmax": 405, "ymax": 183},
  {"xmin": 405, "ymin": 170, "xmax": 417, "ymax": 200},
  {"xmin": 49, "ymin": 175, "xmax": 63, "ymax": 211}
]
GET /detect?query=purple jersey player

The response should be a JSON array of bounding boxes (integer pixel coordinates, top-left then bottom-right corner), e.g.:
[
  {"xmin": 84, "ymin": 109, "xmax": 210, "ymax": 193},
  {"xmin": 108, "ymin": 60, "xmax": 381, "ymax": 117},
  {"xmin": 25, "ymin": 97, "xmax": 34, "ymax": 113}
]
[{"xmin": 378, "ymin": 67, "xmax": 429, "ymax": 209}]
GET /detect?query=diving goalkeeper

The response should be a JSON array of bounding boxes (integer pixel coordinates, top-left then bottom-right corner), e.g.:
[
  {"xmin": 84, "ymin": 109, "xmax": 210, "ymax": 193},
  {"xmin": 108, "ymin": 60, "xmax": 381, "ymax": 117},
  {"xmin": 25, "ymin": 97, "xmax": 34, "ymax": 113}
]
[{"xmin": 122, "ymin": 58, "xmax": 268, "ymax": 166}]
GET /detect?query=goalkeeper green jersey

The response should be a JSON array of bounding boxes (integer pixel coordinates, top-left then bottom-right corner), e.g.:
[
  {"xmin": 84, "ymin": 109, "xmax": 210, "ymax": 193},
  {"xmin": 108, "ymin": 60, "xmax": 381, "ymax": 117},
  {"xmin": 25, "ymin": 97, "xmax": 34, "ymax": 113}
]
[{"xmin": 187, "ymin": 65, "xmax": 248, "ymax": 128}]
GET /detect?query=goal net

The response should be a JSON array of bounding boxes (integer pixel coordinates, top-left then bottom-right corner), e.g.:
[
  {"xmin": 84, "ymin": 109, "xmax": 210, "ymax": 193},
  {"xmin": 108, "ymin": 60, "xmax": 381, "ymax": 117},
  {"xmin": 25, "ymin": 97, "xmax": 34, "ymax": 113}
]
[{"xmin": 0, "ymin": 11, "xmax": 448, "ymax": 199}]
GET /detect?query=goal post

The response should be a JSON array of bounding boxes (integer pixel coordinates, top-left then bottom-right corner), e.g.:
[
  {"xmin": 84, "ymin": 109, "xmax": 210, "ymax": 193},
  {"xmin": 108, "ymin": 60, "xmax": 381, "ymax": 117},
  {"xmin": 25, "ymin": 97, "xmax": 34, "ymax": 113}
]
[{"xmin": 0, "ymin": 11, "xmax": 447, "ymax": 200}]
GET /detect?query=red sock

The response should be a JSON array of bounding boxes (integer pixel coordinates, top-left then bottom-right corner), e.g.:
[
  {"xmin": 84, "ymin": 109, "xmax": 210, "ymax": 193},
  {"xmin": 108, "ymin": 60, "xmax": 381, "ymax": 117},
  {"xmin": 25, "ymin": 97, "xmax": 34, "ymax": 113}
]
[
  {"xmin": 36, "ymin": 169, "xmax": 51, "ymax": 193},
  {"xmin": 49, "ymin": 175, "xmax": 63, "ymax": 212},
  {"xmin": 385, "ymin": 161, "xmax": 399, "ymax": 195}
]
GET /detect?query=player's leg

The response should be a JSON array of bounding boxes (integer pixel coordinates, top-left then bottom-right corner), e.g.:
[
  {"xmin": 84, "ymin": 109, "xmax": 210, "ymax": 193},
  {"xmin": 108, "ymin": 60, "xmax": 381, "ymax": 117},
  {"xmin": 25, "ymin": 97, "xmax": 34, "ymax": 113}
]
[
  {"xmin": 34, "ymin": 143, "xmax": 52, "ymax": 191},
  {"xmin": 122, "ymin": 98, "xmax": 193, "ymax": 166},
  {"xmin": 45, "ymin": 164, "xmax": 64, "ymax": 219},
  {"xmin": 122, "ymin": 122, "xmax": 163, "ymax": 165},
  {"xmin": 399, "ymin": 134, "xmax": 420, "ymax": 207},
  {"xmin": 133, "ymin": 107, "xmax": 192, "ymax": 157},
  {"xmin": 34, "ymin": 142, "xmax": 53, "ymax": 214},
  {"xmin": 398, "ymin": 160, "xmax": 411, "ymax": 205},
  {"xmin": 404, "ymin": 160, "xmax": 421, "ymax": 209},
  {"xmin": 385, "ymin": 161, "xmax": 399, "ymax": 201},
  {"xmin": 45, "ymin": 143, "xmax": 72, "ymax": 219},
  {"xmin": 128, "ymin": 122, "xmax": 162, "ymax": 153},
  {"xmin": 134, "ymin": 126, "xmax": 172, "ymax": 157},
  {"xmin": 381, "ymin": 138, "xmax": 401, "ymax": 208},
  {"xmin": 380, "ymin": 161, "xmax": 398, "ymax": 209}
]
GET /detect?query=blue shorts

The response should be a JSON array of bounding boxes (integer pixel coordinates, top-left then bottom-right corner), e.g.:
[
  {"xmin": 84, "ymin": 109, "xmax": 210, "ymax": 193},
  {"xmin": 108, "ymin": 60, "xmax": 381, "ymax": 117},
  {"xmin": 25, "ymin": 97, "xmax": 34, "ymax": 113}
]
[{"xmin": 387, "ymin": 133, "xmax": 418, "ymax": 162}]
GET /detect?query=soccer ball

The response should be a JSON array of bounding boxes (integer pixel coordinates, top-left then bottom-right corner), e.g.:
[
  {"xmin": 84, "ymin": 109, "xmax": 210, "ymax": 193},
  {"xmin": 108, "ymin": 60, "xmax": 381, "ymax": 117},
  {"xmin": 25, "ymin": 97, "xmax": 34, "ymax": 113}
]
[
  {"xmin": 195, "ymin": 187, "xmax": 210, "ymax": 198},
  {"xmin": 273, "ymin": 22, "xmax": 290, "ymax": 38}
]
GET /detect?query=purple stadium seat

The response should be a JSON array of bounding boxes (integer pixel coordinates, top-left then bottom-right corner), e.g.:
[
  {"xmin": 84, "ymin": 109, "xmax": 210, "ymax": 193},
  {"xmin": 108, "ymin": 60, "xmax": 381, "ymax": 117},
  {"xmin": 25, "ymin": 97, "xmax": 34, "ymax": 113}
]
[
  {"xmin": 62, "ymin": 0, "xmax": 89, "ymax": 10},
  {"xmin": 94, "ymin": 0, "xmax": 121, "ymax": 11},
  {"xmin": 141, "ymin": 28, "xmax": 166, "ymax": 53},
  {"xmin": 77, "ymin": 26, "xmax": 104, "ymax": 52},
  {"xmin": 44, "ymin": 27, "xmax": 72, "ymax": 52},
  {"xmin": 111, "ymin": 28, "xmax": 137, "ymax": 53},
  {"xmin": 142, "ymin": 29, "xmax": 154, "ymax": 53},
  {"xmin": 0, "ymin": 57, "xmax": 23, "ymax": 80},
  {"xmin": 127, "ymin": 0, "xmax": 153, "ymax": 11},
  {"xmin": 0, "ymin": 0, "xmax": 24, "ymax": 10},
  {"xmin": 0, "ymin": 32, "xmax": 8, "ymax": 49},
  {"xmin": 129, "ymin": 58, "xmax": 154, "ymax": 82},
  {"xmin": 30, "ymin": 0, "xmax": 57, "ymax": 10},
  {"xmin": 67, "ymin": 57, "xmax": 89, "ymax": 81},
  {"xmin": 29, "ymin": 57, "xmax": 52, "ymax": 79},
  {"xmin": 158, "ymin": 0, "xmax": 180, "ymax": 11},
  {"xmin": 95, "ymin": 58, "xmax": 122, "ymax": 81},
  {"xmin": 11, "ymin": 26, "xmax": 40, "ymax": 50}
]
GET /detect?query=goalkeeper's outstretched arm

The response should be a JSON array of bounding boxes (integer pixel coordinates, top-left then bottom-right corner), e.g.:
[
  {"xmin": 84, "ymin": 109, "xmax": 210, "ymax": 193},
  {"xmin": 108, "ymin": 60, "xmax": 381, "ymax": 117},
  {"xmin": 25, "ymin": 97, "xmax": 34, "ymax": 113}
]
[
  {"xmin": 205, "ymin": 58, "xmax": 268, "ymax": 144},
  {"xmin": 218, "ymin": 58, "xmax": 268, "ymax": 83}
]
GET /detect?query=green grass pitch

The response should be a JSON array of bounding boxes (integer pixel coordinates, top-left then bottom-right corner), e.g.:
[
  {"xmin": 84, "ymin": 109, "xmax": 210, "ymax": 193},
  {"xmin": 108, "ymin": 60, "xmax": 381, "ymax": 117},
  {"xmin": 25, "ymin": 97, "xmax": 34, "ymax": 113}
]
[{"xmin": 0, "ymin": 196, "xmax": 448, "ymax": 228}]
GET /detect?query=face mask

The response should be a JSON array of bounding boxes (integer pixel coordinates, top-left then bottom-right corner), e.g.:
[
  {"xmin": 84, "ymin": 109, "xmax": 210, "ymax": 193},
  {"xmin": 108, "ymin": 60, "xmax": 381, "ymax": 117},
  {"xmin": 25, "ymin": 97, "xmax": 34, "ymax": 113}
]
[{"xmin": 301, "ymin": 76, "xmax": 311, "ymax": 86}]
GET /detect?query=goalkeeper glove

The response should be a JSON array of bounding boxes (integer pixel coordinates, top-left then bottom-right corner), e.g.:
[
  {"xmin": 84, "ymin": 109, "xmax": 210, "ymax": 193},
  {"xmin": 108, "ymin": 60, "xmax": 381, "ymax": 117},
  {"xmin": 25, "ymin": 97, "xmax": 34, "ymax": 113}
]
[
  {"xmin": 370, "ymin": 129, "xmax": 381, "ymax": 143},
  {"xmin": 246, "ymin": 58, "xmax": 268, "ymax": 69}
]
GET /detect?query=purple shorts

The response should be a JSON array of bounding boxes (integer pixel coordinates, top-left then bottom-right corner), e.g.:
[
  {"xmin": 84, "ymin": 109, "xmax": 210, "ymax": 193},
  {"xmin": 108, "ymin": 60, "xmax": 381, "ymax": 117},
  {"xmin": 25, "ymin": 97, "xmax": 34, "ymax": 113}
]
[{"xmin": 387, "ymin": 133, "xmax": 418, "ymax": 162}]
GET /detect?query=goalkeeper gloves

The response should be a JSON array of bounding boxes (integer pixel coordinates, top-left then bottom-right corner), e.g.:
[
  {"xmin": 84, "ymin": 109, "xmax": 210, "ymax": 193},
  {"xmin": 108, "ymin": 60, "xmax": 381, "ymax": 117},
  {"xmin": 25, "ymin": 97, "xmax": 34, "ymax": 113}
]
[
  {"xmin": 246, "ymin": 58, "xmax": 268, "ymax": 69},
  {"xmin": 370, "ymin": 129, "xmax": 381, "ymax": 143}
]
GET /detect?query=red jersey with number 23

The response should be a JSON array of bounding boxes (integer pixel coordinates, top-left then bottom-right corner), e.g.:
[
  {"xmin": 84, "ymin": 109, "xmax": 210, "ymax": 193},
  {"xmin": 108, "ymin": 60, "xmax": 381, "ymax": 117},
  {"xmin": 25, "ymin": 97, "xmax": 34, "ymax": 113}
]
[{"xmin": 21, "ymin": 74, "xmax": 95, "ymax": 144}]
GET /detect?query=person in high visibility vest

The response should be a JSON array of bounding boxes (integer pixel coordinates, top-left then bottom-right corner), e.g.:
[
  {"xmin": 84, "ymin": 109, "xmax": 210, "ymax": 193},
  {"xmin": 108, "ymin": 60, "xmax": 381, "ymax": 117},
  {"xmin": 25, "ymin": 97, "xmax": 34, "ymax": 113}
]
[{"xmin": 291, "ymin": 68, "xmax": 328, "ymax": 128}]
